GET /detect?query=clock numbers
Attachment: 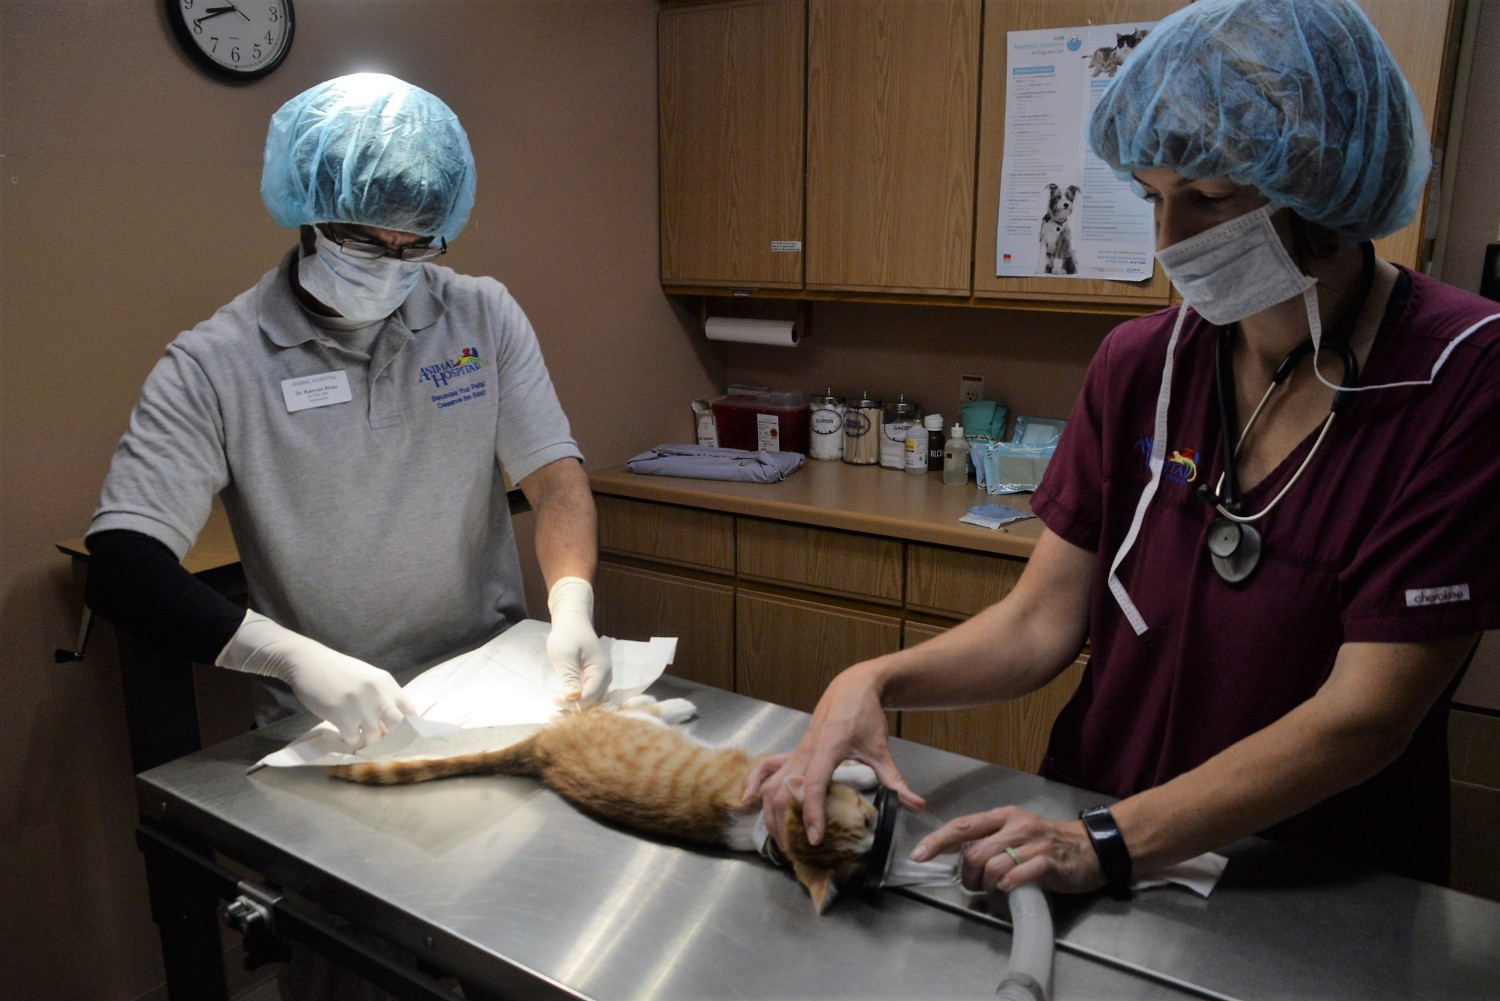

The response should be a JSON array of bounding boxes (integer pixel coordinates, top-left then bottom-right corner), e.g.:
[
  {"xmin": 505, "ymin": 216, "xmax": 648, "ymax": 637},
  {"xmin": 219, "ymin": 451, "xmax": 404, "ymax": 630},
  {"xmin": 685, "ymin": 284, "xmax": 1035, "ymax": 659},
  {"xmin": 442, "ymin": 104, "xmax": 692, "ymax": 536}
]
[{"xmin": 171, "ymin": 0, "xmax": 294, "ymax": 79}]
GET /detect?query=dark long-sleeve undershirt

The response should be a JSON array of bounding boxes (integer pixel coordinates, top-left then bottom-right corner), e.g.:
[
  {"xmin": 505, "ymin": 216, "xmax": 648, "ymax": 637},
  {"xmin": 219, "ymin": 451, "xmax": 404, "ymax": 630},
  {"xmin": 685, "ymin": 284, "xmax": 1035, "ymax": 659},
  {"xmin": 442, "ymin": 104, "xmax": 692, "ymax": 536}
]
[{"xmin": 83, "ymin": 529, "xmax": 246, "ymax": 665}]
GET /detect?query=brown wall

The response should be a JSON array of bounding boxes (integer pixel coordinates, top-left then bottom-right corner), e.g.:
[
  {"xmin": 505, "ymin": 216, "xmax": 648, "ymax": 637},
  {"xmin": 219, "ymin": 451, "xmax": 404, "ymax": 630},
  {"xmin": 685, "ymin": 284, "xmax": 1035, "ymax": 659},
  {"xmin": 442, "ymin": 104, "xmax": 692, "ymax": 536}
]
[
  {"xmin": 0, "ymin": 2, "xmax": 712, "ymax": 997},
  {"xmin": 2, "ymin": 1, "xmax": 1498, "ymax": 998}
]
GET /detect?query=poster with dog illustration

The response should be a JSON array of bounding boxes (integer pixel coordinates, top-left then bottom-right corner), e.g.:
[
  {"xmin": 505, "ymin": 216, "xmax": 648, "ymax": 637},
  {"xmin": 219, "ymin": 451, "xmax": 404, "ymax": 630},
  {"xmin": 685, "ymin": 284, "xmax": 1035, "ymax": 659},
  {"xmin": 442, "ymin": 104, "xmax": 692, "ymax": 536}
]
[{"xmin": 994, "ymin": 22, "xmax": 1159, "ymax": 281}]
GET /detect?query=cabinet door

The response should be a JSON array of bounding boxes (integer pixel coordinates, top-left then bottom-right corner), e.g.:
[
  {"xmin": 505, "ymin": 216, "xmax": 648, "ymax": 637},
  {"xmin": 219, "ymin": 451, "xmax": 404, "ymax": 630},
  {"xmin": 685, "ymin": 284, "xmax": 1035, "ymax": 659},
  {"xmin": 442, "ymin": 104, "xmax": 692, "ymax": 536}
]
[
  {"xmin": 736, "ymin": 587, "xmax": 900, "ymax": 713},
  {"xmin": 1355, "ymin": 1, "xmax": 1465, "ymax": 271},
  {"xmin": 973, "ymin": 0, "xmax": 1184, "ymax": 307},
  {"xmin": 659, "ymin": 0, "xmax": 805, "ymax": 289},
  {"xmin": 596, "ymin": 562, "xmax": 735, "ymax": 692},
  {"xmin": 805, "ymin": 0, "xmax": 980, "ymax": 295},
  {"xmin": 898, "ymin": 620, "xmax": 1086, "ymax": 773}
]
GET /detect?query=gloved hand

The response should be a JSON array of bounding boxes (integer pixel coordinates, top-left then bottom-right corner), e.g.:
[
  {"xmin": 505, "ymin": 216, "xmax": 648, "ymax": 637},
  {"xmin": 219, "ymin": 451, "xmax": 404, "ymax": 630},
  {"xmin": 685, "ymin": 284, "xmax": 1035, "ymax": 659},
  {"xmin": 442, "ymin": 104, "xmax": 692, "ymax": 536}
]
[
  {"xmin": 216, "ymin": 610, "xmax": 417, "ymax": 748},
  {"xmin": 545, "ymin": 576, "xmax": 612, "ymax": 709}
]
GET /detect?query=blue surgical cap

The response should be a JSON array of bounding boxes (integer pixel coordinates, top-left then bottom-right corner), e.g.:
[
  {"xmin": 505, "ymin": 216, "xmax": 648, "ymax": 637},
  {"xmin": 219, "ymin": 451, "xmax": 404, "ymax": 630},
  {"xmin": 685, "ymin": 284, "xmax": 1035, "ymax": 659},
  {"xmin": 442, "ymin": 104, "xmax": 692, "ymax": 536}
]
[
  {"xmin": 1087, "ymin": 0, "xmax": 1429, "ymax": 242},
  {"xmin": 261, "ymin": 73, "xmax": 476, "ymax": 242}
]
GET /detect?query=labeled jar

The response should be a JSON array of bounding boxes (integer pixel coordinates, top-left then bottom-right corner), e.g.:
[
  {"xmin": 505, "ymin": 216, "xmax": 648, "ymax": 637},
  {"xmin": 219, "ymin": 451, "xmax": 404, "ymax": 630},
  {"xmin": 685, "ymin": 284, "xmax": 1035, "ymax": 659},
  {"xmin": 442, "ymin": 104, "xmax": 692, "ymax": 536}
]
[
  {"xmin": 808, "ymin": 390, "xmax": 845, "ymax": 461},
  {"xmin": 880, "ymin": 395, "xmax": 921, "ymax": 470},
  {"xmin": 842, "ymin": 392, "xmax": 882, "ymax": 465},
  {"xmin": 923, "ymin": 413, "xmax": 945, "ymax": 472},
  {"xmin": 904, "ymin": 421, "xmax": 930, "ymax": 474}
]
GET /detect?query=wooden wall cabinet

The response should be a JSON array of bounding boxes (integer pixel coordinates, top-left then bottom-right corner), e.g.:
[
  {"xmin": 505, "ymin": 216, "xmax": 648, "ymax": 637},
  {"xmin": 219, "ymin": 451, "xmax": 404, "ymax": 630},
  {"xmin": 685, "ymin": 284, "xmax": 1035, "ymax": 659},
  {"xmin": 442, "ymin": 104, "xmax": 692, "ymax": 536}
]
[
  {"xmin": 659, "ymin": 0, "xmax": 805, "ymax": 289},
  {"xmin": 804, "ymin": 0, "xmax": 980, "ymax": 295},
  {"xmin": 659, "ymin": 0, "xmax": 980, "ymax": 296},
  {"xmin": 660, "ymin": 0, "xmax": 1463, "ymax": 306}
]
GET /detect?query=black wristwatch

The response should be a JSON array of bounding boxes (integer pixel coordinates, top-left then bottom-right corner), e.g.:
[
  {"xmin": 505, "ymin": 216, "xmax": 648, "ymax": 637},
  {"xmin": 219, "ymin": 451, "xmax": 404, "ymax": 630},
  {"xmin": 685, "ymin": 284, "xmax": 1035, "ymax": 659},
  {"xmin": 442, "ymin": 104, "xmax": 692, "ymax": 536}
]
[{"xmin": 1080, "ymin": 804, "xmax": 1133, "ymax": 900}]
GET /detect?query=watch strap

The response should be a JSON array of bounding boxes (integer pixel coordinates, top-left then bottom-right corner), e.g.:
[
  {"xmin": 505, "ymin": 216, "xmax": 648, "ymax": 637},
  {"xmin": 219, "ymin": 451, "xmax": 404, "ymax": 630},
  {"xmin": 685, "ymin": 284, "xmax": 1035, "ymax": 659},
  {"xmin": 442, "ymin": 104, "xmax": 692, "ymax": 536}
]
[{"xmin": 1080, "ymin": 804, "xmax": 1133, "ymax": 900}]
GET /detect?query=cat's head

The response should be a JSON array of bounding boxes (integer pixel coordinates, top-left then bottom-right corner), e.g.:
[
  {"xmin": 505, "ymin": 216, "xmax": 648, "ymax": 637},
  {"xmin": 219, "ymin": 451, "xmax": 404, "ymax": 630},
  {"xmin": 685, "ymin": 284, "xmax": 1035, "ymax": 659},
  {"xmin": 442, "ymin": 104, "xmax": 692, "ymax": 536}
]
[{"xmin": 780, "ymin": 777, "xmax": 880, "ymax": 914}]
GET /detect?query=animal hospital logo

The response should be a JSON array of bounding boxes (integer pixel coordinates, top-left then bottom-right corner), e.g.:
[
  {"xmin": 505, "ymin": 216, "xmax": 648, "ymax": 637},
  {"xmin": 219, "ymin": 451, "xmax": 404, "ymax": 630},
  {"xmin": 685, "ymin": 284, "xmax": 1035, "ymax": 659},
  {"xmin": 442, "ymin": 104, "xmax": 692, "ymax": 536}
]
[
  {"xmin": 419, "ymin": 347, "xmax": 484, "ymax": 387},
  {"xmin": 1135, "ymin": 435, "xmax": 1199, "ymax": 485}
]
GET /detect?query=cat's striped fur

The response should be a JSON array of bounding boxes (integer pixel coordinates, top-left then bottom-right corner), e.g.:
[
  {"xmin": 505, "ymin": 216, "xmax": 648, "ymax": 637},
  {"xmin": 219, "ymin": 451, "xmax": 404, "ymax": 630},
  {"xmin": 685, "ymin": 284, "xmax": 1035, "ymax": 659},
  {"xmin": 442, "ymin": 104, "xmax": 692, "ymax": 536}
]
[{"xmin": 328, "ymin": 699, "xmax": 879, "ymax": 912}]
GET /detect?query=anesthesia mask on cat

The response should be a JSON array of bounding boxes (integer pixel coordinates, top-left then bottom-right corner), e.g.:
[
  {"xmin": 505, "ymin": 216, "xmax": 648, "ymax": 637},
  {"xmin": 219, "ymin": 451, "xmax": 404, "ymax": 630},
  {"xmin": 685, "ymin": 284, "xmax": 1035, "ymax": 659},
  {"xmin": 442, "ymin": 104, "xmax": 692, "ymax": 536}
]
[
  {"xmin": 762, "ymin": 778, "xmax": 963, "ymax": 913},
  {"xmin": 853, "ymin": 786, "xmax": 965, "ymax": 894}
]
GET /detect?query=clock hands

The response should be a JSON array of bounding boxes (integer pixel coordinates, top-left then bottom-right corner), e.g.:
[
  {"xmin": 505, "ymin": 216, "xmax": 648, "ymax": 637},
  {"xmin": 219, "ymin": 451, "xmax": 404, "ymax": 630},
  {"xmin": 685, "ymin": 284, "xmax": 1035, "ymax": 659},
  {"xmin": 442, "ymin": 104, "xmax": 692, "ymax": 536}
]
[{"xmin": 194, "ymin": 4, "xmax": 252, "ymax": 28}]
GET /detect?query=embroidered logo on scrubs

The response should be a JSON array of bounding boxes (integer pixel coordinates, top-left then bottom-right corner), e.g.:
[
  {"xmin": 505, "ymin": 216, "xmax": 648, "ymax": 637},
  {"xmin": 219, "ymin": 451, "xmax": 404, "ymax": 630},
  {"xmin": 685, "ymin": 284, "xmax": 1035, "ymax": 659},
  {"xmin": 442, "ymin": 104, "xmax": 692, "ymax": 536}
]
[
  {"xmin": 1134, "ymin": 435, "xmax": 1199, "ymax": 485},
  {"xmin": 418, "ymin": 347, "xmax": 484, "ymax": 388}
]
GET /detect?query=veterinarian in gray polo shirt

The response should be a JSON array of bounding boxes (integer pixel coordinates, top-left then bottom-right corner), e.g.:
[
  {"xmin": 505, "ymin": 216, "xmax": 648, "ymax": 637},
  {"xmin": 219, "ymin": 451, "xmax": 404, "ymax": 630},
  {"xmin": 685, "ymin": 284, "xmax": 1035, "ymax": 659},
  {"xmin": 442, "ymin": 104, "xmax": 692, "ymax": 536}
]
[{"xmin": 86, "ymin": 73, "xmax": 610, "ymax": 748}]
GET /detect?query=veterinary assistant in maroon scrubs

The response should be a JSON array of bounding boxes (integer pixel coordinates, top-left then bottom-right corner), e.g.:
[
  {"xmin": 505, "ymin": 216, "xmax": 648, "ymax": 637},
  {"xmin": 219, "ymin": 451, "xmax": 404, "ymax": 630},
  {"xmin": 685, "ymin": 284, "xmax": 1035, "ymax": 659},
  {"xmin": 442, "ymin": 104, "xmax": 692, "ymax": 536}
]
[{"xmin": 756, "ymin": 0, "xmax": 1500, "ymax": 899}]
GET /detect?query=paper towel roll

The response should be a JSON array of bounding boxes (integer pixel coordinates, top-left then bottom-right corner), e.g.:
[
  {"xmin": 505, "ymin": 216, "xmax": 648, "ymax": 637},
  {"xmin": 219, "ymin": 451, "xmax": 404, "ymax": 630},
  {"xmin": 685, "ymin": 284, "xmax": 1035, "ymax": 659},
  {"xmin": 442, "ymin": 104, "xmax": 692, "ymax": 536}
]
[{"xmin": 704, "ymin": 316, "xmax": 799, "ymax": 347}]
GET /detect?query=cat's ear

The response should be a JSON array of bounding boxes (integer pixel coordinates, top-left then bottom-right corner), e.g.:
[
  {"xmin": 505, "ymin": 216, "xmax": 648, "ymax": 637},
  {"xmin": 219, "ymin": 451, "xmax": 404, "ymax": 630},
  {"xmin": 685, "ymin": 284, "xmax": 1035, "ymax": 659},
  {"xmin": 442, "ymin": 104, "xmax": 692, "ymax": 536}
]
[
  {"xmin": 792, "ymin": 860, "xmax": 839, "ymax": 914},
  {"xmin": 783, "ymin": 774, "xmax": 807, "ymax": 804}
]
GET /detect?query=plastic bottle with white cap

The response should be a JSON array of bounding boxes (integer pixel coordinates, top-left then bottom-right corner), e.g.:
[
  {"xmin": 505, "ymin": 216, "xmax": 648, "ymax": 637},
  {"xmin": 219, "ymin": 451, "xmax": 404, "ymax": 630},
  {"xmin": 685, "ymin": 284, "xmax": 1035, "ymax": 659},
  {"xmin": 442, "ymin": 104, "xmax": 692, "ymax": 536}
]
[{"xmin": 942, "ymin": 424, "xmax": 968, "ymax": 486}]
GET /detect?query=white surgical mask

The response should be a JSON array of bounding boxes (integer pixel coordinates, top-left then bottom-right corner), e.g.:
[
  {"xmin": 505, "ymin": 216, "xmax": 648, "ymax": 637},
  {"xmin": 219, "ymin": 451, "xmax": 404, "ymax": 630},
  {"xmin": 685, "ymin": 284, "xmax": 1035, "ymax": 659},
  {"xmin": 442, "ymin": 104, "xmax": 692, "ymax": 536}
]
[
  {"xmin": 298, "ymin": 232, "xmax": 424, "ymax": 323},
  {"xmin": 1156, "ymin": 204, "xmax": 1315, "ymax": 327}
]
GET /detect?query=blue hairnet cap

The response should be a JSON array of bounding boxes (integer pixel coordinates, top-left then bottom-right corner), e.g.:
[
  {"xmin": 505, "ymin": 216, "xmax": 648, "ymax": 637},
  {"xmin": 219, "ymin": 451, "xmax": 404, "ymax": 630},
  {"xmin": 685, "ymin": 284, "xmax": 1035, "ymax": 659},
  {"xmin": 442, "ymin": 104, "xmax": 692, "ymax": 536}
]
[
  {"xmin": 1087, "ymin": 0, "xmax": 1429, "ymax": 242},
  {"xmin": 261, "ymin": 73, "xmax": 476, "ymax": 242}
]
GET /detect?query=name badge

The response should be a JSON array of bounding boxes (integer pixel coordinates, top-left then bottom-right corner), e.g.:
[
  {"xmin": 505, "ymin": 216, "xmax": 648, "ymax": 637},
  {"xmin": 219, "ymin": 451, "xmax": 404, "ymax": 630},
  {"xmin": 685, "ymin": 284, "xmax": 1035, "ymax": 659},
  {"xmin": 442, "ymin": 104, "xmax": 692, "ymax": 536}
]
[{"xmin": 281, "ymin": 371, "xmax": 353, "ymax": 413}]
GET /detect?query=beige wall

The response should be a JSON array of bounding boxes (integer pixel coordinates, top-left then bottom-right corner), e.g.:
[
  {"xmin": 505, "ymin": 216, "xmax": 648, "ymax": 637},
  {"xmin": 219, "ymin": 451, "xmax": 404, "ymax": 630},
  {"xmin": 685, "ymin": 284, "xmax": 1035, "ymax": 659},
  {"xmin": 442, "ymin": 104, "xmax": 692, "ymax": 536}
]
[
  {"xmin": 0, "ymin": 2, "xmax": 713, "ymax": 997},
  {"xmin": 3, "ymin": 1, "xmax": 1499, "ymax": 998}
]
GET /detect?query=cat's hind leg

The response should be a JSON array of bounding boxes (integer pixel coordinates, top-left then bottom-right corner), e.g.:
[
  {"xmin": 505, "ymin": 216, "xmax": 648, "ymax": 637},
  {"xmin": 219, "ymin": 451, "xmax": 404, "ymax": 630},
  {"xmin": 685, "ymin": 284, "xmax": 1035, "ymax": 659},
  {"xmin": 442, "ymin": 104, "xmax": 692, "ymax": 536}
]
[{"xmin": 618, "ymin": 694, "xmax": 699, "ymax": 725}]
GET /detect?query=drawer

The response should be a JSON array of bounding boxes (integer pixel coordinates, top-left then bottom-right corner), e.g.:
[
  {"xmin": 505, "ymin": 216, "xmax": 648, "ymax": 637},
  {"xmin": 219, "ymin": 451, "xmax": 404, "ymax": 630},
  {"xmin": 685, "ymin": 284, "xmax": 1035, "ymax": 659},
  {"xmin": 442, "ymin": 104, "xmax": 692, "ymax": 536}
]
[
  {"xmin": 736, "ymin": 587, "xmax": 901, "ymax": 714},
  {"xmin": 737, "ymin": 519, "xmax": 902, "ymax": 605},
  {"xmin": 596, "ymin": 495, "xmax": 734, "ymax": 572},
  {"xmin": 906, "ymin": 544, "xmax": 1025, "ymax": 618}
]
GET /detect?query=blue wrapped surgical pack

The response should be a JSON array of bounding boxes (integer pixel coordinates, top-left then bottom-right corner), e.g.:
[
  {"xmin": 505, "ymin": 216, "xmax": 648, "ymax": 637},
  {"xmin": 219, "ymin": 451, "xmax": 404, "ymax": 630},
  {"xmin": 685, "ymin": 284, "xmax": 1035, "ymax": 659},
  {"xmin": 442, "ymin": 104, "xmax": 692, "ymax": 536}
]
[
  {"xmin": 261, "ymin": 73, "xmax": 477, "ymax": 241},
  {"xmin": 1087, "ymin": 0, "xmax": 1428, "ymax": 242},
  {"xmin": 627, "ymin": 445, "xmax": 805, "ymax": 484}
]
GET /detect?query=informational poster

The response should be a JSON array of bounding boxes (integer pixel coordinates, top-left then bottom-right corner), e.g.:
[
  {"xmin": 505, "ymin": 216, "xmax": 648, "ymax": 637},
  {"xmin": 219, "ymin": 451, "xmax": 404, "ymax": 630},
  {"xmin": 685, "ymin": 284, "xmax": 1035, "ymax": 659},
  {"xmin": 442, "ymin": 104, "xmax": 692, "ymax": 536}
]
[{"xmin": 995, "ymin": 23, "xmax": 1158, "ymax": 281}]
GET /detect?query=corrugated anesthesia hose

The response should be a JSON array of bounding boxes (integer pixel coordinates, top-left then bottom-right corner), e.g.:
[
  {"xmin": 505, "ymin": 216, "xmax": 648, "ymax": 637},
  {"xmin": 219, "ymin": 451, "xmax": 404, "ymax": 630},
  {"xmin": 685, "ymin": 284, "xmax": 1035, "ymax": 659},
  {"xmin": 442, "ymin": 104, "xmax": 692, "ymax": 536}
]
[{"xmin": 996, "ymin": 883, "xmax": 1055, "ymax": 1001}]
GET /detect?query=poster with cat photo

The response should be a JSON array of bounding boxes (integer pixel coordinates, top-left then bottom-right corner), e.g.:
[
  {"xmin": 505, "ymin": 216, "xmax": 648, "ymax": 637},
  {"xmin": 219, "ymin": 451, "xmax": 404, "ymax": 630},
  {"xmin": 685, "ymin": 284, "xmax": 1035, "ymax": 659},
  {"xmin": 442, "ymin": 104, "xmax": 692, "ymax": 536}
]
[{"xmin": 995, "ymin": 22, "xmax": 1159, "ymax": 281}]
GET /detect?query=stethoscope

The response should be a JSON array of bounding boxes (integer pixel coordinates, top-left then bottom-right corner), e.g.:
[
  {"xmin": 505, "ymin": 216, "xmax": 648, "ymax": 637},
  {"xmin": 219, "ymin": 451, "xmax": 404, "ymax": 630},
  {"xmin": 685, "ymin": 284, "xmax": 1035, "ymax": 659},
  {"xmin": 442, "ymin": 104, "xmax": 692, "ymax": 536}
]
[{"xmin": 1197, "ymin": 245, "xmax": 1374, "ymax": 584}]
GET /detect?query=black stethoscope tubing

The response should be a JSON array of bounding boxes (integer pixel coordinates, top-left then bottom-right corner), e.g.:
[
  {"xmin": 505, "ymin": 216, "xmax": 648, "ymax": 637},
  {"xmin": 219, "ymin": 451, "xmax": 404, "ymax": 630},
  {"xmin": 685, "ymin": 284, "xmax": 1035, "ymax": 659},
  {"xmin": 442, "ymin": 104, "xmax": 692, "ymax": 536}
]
[{"xmin": 1196, "ymin": 242, "xmax": 1373, "ymax": 582}]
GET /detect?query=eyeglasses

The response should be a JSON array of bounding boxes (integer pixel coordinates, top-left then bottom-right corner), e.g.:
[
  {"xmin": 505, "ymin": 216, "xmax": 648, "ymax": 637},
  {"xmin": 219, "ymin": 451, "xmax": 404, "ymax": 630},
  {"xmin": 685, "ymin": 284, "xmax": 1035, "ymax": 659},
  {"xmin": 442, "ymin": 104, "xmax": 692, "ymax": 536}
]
[{"xmin": 322, "ymin": 225, "xmax": 448, "ymax": 263}]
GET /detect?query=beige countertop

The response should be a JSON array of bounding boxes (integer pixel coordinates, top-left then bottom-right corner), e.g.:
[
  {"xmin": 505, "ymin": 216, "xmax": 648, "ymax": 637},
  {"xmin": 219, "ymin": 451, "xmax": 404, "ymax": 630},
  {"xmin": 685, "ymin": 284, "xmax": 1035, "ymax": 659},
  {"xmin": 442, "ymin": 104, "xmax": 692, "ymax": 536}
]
[{"xmin": 590, "ymin": 458, "xmax": 1043, "ymax": 559}]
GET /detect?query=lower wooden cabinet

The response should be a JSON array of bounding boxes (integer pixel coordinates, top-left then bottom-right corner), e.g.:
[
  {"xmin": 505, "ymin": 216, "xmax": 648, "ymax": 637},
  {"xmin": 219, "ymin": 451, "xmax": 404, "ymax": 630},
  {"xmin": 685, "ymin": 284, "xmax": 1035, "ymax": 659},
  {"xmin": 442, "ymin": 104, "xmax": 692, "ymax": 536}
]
[
  {"xmin": 595, "ymin": 562, "xmax": 734, "ymax": 691},
  {"xmin": 595, "ymin": 494, "xmax": 1071, "ymax": 772},
  {"xmin": 735, "ymin": 586, "xmax": 901, "ymax": 714},
  {"xmin": 898, "ymin": 620, "xmax": 1086, "ymax": 773}
]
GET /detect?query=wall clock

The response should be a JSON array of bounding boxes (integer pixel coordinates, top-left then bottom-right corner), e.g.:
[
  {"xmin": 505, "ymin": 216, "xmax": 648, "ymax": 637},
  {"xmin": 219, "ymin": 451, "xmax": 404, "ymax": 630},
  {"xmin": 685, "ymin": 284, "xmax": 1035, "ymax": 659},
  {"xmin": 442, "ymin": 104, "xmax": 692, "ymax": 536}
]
[{"xmin": 166, "ymin": 1, "xmax": 295, "ymax": 81}]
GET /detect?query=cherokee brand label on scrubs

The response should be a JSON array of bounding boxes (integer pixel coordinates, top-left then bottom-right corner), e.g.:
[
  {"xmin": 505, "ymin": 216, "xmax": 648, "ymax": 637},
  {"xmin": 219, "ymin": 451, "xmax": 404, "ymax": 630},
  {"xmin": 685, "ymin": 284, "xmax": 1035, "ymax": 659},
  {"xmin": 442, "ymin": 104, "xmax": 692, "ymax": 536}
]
[{"xmin": 1405, "ymin": 584, "xmax": 1471, "ymax": 608}]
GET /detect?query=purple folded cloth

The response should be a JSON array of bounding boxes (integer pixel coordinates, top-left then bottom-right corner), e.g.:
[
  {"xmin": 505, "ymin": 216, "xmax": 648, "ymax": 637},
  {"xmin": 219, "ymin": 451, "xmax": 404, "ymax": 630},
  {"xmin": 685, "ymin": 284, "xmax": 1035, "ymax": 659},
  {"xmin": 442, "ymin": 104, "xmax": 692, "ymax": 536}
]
[{"xmin": 626, "ymin": 444, "xmax": 805, "ymax": 483}]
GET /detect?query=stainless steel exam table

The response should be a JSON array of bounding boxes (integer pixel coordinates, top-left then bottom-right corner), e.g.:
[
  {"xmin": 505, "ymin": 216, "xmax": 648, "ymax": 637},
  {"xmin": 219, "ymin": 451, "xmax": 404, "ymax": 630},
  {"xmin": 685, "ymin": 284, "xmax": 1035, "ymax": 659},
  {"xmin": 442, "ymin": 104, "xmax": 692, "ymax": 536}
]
[{"xmin": 136, "ymin": 678, "xmax": 1500, "ymax": 1000}]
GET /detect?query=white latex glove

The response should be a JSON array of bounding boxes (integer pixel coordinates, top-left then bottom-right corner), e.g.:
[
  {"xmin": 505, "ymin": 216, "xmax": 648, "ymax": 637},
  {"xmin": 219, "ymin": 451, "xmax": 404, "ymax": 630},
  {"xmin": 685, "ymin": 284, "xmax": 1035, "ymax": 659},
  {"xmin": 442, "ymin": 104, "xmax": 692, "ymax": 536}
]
[
  {"xmin": 545, "ymin": 577, "xmax": 612, "ymax": 709},
  {"xmin": 216, "ymin": 610, "xmax": 417, "ymax": 748}
]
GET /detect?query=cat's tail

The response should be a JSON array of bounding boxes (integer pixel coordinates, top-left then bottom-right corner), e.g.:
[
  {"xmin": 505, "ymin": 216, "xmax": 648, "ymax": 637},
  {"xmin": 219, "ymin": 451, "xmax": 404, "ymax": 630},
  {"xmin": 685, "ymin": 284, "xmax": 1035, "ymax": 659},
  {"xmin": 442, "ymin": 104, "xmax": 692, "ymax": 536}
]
[{"xmin": 327, "ymin": 735, "xmax": 545, "ymax": 785}]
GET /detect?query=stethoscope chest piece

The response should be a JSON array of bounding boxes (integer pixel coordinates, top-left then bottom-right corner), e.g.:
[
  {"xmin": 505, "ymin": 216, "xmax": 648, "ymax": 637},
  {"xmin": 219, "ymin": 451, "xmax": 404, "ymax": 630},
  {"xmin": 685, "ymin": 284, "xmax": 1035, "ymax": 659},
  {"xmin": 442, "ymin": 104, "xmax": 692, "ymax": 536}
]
[{"xmin": 1207, "ymin": 518, "xmax": 1261, "ymax": 584}]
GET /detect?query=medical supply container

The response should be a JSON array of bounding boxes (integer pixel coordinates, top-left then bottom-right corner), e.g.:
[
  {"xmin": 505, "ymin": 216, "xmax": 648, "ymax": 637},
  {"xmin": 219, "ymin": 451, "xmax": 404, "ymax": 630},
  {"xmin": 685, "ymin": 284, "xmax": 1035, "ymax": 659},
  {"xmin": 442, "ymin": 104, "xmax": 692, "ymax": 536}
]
[
  {"xmin": 808, "ymin": 390, "xmax": 845, "ymax": 461},
  {"xmin": 879, "ymin": 395, "xmax": 921, "ymax": 470},
  {"xmin": 710, "ymin": 389, "xmax": 810, "ymax": 454},
  {"xmin": 842, "ymin": 392, "xmax": 882, "ymax": 465}
]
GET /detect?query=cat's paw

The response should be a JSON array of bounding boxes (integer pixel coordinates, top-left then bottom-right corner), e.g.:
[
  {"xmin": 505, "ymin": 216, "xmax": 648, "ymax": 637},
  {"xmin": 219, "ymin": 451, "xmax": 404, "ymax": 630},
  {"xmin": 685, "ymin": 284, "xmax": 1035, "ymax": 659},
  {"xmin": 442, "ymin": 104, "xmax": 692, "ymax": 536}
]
[
  {"xmin": 830, "ymin": 760, "xmax": 878, "ymax": 790},
  {"xmin": 653, "ymin": 698, "xmax": 698, "ymax": 725}
]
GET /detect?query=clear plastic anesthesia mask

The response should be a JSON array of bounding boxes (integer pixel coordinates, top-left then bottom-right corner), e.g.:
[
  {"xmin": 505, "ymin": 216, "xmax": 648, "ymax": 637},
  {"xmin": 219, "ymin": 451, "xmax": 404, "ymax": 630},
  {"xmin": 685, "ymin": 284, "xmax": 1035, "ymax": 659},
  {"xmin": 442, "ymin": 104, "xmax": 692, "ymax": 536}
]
[{"xmin": 855, "ymin": 787, "xmax": 965, "ymax": 893}]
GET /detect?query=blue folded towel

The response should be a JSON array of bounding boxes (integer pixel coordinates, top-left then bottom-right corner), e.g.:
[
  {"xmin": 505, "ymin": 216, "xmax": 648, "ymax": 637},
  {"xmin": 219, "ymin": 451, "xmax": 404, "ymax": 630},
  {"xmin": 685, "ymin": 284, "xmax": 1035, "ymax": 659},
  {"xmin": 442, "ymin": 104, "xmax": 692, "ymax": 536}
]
[{"xmin": 627, "ymin": 444, "xmax": 805, "ymax": 483}]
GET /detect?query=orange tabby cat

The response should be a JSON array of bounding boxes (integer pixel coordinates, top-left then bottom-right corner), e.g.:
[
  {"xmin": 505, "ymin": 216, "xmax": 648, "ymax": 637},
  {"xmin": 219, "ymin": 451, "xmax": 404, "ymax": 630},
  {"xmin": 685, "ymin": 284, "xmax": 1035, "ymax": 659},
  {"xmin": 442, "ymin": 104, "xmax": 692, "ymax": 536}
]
[{"xmin": 327, "ymin": 698, "xmax": 879, "ymax": 912}]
